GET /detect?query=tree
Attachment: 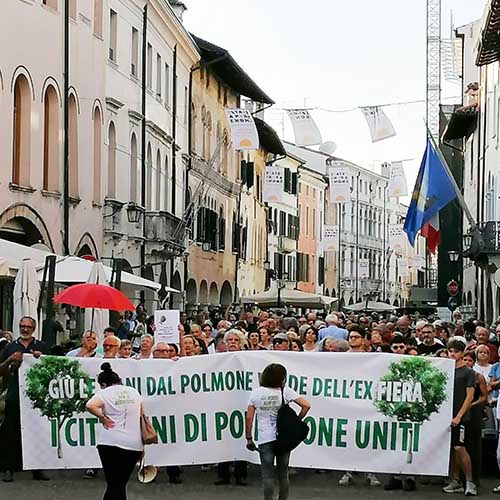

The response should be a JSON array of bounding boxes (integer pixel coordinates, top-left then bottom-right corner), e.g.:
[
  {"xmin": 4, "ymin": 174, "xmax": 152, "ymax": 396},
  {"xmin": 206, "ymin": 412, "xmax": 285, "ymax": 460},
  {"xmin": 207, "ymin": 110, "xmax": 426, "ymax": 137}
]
[
  {"xmin": 373, "ymin": 357, "xmax": 447, "ymax": 463},
  {"xmin": 25, "ymin": 357, "xmax": 93, "ymax": 458}
]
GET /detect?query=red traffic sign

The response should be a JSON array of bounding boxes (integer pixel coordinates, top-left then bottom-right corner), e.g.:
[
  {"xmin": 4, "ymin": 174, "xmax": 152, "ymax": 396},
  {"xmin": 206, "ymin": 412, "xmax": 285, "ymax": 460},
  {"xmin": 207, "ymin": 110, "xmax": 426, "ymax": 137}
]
[{"xmin": 447, "ymin": 280, "xmax": 459, "ymax": 297}]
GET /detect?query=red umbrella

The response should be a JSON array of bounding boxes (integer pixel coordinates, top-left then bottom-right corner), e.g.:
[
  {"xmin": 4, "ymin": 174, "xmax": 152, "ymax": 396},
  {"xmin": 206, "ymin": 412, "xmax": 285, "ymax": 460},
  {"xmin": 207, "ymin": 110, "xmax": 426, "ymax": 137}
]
[{"xmin": 53, "ymin": 283, "xmax": 135, "ymax": 311}]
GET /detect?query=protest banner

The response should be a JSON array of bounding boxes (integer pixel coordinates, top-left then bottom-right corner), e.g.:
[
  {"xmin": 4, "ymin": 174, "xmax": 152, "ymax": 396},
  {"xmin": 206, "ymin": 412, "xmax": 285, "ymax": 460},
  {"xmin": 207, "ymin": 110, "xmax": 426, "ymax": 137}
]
[
  {"xmin": 154, "ymin": 310, "xmax": 180, "ymax": 345},
  {"xmin": 322, "ymin": 225, "xmax": 339, "ymax": 252},
  {"xmin": 19, "ymin": 351, "xmax": 453, "ymax": 476},
  {"xmin": 263, "ymin": 166, "xmax": 284, "ymax": 203},
  {"xmin": 328, "ymin": 164, "xmax": 351, "ymax": 203},
  {"xmin": 224, "ymin": 108, "xmax": 259, "ymax": 150},
  {"xmin": 286, "ymin": 109, "xmax": 322, "ymax": 146}
]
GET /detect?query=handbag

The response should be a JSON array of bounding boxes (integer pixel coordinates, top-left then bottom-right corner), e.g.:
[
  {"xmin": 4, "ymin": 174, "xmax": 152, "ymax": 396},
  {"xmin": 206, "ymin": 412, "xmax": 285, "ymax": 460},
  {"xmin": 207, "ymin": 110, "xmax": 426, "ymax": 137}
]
[
  {"xmin": 275, "ymin": 388, "xmax": 309, "ymax": 452},
  {"xmin": 141, "ymin": 411, "xmax": 158, "ymax": 445}
]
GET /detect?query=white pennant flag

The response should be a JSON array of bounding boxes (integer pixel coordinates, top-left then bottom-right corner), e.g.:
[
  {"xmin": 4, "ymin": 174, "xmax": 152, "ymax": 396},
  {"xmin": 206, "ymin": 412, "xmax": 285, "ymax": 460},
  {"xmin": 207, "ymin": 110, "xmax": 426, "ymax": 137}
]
[
  {"xmin": 286, "ymin": 109, "xmax": 322, "ymax": 146},
  {"xmin": 360, "ymin": 106, "xmax": 396, "ymax": 142},
  {"xmin": 225, "ymin": 108, "xmax": 259, "ymax": 150},
  {"xmin": 328, "ymin": 164, "xmax": 351, "ymax": 203},
  {"xmin": 322, "ymin": 225, "xmax": 339, "ymax": 252},
  {"xmin": 388, "ymin": 161, "xmax": 408, "ymax": 198},
  {"xmin": 263, "ymin": 166, "xmax": 284, "ymax": 203},
  {"xmin": 388, "ymin": 225, "xmax": 405, "ymax": 255},
  {"xmin": 358, "ymin": 258, "xmax": 370, "ymax": 279},
  {"xmin": 398, "ymin": 257, "xmax": 409, "ymax": 277}
]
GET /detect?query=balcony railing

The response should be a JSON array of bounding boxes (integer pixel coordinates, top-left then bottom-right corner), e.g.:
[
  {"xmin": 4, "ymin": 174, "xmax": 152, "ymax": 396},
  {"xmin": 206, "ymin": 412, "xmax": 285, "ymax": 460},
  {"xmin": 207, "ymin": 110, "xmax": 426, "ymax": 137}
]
[{"xmin": 144, "ymin": 211, "xmax": 185, "ymax": 257}]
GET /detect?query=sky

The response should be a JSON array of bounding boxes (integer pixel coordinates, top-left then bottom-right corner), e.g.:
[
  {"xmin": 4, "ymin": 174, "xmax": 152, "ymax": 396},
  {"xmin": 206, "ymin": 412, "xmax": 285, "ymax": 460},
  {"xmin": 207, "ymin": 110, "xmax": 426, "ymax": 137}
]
[{"xmin": 183, "ymin": 0, "xmax": 486, "ymax": 190}]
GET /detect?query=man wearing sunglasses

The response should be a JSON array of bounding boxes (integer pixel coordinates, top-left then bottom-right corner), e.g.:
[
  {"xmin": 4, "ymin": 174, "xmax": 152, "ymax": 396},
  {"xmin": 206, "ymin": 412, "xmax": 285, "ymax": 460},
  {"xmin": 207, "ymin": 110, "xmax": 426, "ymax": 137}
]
[
  {"xmin": 390, "ymin": 334, "xmax": 407, "ymax": 354},
  {"xmin": 102, "ymin": 336, "xmax": 121, "ymax": 359}
]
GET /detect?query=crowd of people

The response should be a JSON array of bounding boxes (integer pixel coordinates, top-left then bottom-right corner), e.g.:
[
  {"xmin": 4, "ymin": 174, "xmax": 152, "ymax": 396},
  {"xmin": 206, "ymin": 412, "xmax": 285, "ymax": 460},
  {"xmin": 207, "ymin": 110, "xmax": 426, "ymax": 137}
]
[{"xmin": 2, "ymin": 307, "xmax": 500, "ymax": 498}]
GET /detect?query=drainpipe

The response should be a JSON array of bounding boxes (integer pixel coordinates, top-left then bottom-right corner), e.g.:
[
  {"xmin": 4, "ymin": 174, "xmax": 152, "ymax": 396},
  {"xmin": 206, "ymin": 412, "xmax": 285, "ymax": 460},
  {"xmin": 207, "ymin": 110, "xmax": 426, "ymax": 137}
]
[{"xmin": 63, "ymin": 0, "xmax": 70, "ymax": 255}]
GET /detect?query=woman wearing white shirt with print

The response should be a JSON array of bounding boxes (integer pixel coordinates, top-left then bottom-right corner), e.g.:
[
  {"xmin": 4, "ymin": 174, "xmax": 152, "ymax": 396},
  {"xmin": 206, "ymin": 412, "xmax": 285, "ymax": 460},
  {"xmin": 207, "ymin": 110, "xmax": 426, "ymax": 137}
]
[
  {"xmin": 86, "ymin": 363, "xmax": 143, "ymax": 500},
  {"xmin": 245, "ymin": 363, "xmax": 310, "ymax": 500}
]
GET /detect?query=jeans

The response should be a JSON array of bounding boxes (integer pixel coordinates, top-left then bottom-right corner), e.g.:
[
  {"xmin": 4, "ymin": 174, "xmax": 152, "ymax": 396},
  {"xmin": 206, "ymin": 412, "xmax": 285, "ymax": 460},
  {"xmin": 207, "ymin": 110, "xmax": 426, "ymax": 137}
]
[
  {"xmin": 258, "ymin": 441, "xmax": 291, "ymax": 500},
  {"xmin": 97, "ymin": 445, "xmax": 142, "ymax": 500}
]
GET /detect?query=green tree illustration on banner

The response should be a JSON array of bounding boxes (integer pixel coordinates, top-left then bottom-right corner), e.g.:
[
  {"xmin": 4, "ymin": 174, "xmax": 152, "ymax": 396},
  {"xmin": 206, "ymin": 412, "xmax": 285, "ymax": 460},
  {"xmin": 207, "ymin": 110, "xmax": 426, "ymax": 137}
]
[
  {"xmin": 25, "ymin": 357, "xmax": 93, "ymax": 458},
  {"xmin": 374, "ymin": 357, "xmax": 447, "ymax": 463}
]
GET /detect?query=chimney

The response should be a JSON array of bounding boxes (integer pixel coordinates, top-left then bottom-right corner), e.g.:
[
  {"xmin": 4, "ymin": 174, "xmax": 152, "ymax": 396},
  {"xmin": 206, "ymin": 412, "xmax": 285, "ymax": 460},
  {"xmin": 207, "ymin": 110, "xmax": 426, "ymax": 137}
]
[{"xmin": 168, "ymin": 0, "xmax": 187, "ymax": 21}]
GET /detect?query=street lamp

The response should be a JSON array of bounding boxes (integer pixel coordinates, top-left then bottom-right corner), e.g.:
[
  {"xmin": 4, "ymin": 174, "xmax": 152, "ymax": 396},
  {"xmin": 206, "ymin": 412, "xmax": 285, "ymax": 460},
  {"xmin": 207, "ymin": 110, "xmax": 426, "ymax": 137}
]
[
  {"xmin": 448, "ymin": 250, "xmax": 460, "ymax": 263},
  {"xmin": 263, "ymin": 259, "xmax": 270, "ymax": 271},
  {"xmin": 126, "ymin": 202, "xmax": 143, "ymax": 224}
]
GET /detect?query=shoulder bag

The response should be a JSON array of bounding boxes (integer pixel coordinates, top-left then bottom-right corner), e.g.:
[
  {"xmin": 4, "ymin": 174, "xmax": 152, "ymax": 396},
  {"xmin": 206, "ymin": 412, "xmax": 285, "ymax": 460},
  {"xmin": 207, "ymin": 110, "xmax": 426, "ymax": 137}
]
[
  {"xmin": 275, "ymin": 388, "xmax": 309, "ymax": 452},
  {"xmin": 141, "ymin": 410, "xmax": 158, "ymax": 445}
]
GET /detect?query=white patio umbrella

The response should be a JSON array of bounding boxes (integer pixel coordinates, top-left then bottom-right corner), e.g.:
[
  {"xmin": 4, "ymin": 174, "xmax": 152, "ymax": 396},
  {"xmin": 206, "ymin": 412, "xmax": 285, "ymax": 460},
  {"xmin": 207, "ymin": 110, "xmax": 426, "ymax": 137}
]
[
  {"xmin": 84, "ymin": 262, "xmax": 109, "ymax": 347},
  {"xmin": 13, "ymin": 258, "xmax": 41, "ymax": 339}
]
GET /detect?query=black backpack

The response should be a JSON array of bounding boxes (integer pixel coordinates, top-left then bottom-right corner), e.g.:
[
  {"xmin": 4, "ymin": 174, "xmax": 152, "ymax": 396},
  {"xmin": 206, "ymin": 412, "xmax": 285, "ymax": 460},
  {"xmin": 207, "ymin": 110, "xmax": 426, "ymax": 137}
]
[{"xmin": 275, "ymin": 388, "xmax": 309, "ymax": 452}]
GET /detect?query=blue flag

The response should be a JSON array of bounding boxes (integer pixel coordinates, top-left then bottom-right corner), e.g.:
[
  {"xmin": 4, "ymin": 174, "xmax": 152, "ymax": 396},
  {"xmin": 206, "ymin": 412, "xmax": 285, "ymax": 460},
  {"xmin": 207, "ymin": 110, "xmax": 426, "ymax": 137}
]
[{"xmin": 403, "ymin": 140, "xmax": 457, "ymax": 246}]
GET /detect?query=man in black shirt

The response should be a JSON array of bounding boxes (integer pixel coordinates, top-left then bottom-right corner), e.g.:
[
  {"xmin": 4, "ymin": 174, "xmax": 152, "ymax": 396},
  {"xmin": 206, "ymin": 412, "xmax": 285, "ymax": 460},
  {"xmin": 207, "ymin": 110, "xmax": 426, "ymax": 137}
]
[
  {"xmin": 0, "ymin": 316, "xmax": 50, "ymax": 482},
  {"xmin": 442, "ymin": 338, "xmax": 476, "ymax": 496},
  {"xmin": 417, "ymin": 323, "xmax": 442, "ymax": 356}
]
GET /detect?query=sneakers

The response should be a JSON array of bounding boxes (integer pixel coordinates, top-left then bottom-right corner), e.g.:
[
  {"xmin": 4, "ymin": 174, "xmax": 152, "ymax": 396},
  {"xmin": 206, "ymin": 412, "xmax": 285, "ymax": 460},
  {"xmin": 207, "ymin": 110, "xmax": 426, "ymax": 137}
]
[
  {"xmin": 384, "ymin": 477, "xmax": 403, "ymax": 490},
  {"xmin": 339, "ymin": 472, "xmax": 353, "ymax": 486},
  {"xmin": 83, "ymin": 469, "xmax": 97, "ymax": 479},
  {"xmin": 465, "ymin": 481, "xmax": 477, "ymax": 497},
  {"xmin": 443, "ymin": 479, "xmax": 464, "ymax": 494},
  {"xmin": 366, "ymin": 473, "xmax": 381, "ymax": 487},
  {"xmin": 2, "ymin": 470, "xmax": 13, "ymax": 483}
]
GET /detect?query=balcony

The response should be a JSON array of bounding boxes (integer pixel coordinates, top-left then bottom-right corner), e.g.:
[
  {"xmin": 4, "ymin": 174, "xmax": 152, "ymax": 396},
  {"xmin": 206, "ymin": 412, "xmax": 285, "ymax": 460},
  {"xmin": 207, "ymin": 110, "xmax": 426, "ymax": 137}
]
[
  {"xmin": 277, "ymin": 235, "xmax": 296, "ymax": 254},
  {"xmin": 144, "ymin": 211, "xmax": 185, "ymax": 258},
  {"xmin": 103, "ymin": 198, "xmax": 144, "ymax": 242}
]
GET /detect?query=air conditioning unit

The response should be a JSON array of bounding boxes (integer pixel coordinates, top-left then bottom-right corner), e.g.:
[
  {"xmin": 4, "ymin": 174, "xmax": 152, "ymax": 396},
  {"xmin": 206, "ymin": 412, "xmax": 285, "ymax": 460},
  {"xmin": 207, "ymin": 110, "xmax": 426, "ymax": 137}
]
[{"xmin": 109, "ymin": 47, "xmax": 115, "ymax": 61}]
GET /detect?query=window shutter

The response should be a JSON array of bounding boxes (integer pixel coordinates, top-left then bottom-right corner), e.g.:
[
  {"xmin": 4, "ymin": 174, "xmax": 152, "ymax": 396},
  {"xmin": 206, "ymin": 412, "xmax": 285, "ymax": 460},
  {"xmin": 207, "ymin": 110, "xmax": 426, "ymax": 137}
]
[
  {"xmin": 246, "ymin": 162, "xmax": 254, "ymax": 189},
  {"xmin": 291, "ymin": 172, "xmax": 298, "ymax": 194},
  {"xmin": 240, "ymin": 160, "xmax": 247, "ymax": 185},
  {"xmin": 318, "ymin": 256, "xmax": 325, "ymax": 285},
  {"xmin": 284, "ymin": 168, "xmax": 291, "ymax": 193}
]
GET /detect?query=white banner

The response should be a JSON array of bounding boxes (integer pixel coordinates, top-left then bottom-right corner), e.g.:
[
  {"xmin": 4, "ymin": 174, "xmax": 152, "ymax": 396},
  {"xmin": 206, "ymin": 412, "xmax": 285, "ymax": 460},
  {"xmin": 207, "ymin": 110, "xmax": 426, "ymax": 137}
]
[
  {"xmin": 360, "ymin": 106, "xmax": 396, "ymax": 142},
  {"xmin": 263, "ymin": 166, "xmax": 284, "ymax": 203},
  {"xmin": 410, "ymin": 255, "xmax": 425, "ymax": 271},
  {"xmin": 328, "ymin": 165, "xmax": 351, "ymax": 203},
  {"xmin": 286, "ymin": 109, "xmax": 322, "ymax": 146},
  {"xmin": 358, "ymin": 258, "xmax": 369, "ymax": 278},
  {"xmin": 19, "ymin": 352, "xmax": 453, "ymax": 476},
  {"xmin": 388, "ymin": 225, "xmax": 405, "ymax": 255},
  {"xmin": 398, "ymin": 257, "xmax": 409, "ymax": 276},
  {"xmin": 322, "ymin": 225, "xmax": 339, "ymax": 252},
  {"xmin": 225, "ymin": 108, "xmax": 259, "ymax": 150},
  {"xmin": 154, "ymin": 310, "xmax": 180, "ymax": 345},
  {"xmin": 388, "ymin": 162, "xmax": 408, "ymax": 198}
]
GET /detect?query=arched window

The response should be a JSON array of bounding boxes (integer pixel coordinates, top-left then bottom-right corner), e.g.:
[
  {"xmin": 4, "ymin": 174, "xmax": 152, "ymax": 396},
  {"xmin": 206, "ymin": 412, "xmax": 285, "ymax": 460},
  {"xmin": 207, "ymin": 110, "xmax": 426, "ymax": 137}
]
[
  {"xmin": 107, "ymin": 121, "xmax": 116, "ymax": 198},
  {"xmin": 156, "ymin": 149, "xmax": 162, "ymax": 211},
  {"xmin": 92, "ymin": 107, "xmax": 102, "ymax": 203},
  {"xmin": 12, "ymin": 74, "xmax": 31, "ymax": 186},
  {"xmin": 130, "ymin": 133, "xmax": 138, "ymax": 202},
  {"xmin": 68, "ymin": 94, "xmax": 79, "ymax": 198},
  {"xmin": 146, "ymin": 143, "xmax": 152, "ymax": 209},
  {"xmin": 94, "ymin": 0, "xmax": 103, "ymax": 37},
  {"xmin": 43, "ymin": 85, "xmax": 59, "ymax": 192}
]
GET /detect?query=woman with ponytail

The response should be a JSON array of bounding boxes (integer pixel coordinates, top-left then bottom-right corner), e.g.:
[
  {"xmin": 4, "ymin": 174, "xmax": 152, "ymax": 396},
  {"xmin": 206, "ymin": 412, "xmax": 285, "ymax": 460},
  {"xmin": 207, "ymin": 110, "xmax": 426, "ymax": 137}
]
[{"xmin": 86, "ymin": 362, "xmax": 143, "ymax": 500}]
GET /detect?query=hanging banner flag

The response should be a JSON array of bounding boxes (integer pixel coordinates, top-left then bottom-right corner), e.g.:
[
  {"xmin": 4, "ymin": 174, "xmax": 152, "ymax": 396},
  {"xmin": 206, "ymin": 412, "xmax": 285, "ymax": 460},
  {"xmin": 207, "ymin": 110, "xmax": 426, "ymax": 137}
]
[
  {"xmin": 388, "ymin": 225, "xmax": 405, "ymax": 255},
  {"xmin": 328, "ymin": 164, "xmax": 351, "ymax": 203},
  {"xmin": 263, "ymin": 166, "xmax": 284, "ymax": 203},
  {"xmin": 409, "ymin": 255, "xmax": 424, "ymax": 270},
  {"xmin": 398, "ymin": 257, "xmax": 409, "ymax": 277},
  {"xmin": 358, "ymin": 258, "xmax": 369, "ymax": 278},
  {"xmin": 322, "ymin": 225, "xmax": 339, "ymax": 252},
  {"xmin": 225, "ymin": 108, "xmax": 259, "ymax": 150},
  {"xmin": 388, "ymin": 162, "xmax": 408, "ymax": 197},
  {"xmin": 360, "ymin": 106, "xmax": 396, "ymax": 143},
  {"xmin": 286, "ymin": 109, "xmax": 322, "ymax": 146}
]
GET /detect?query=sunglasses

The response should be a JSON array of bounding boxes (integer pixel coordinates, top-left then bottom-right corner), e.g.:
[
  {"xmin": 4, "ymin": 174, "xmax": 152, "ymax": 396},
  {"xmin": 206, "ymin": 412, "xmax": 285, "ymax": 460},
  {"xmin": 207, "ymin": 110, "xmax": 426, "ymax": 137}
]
[
  {"xmin": 349, "ymin": 335, "xmax": 362, "ymax": 340},
  {"xmin": 392, "ymin": 344, "xmax": 406, "ymax": 350}
]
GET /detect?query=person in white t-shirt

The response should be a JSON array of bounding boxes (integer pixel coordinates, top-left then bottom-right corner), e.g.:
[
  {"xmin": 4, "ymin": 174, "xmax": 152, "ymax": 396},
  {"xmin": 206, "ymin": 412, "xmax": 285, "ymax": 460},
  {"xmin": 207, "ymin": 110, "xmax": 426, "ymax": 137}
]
[
  {"xmin": 86, "ymin": 362, "xmax": 143, "ymax": 500},
  {"xmin": 245, "ymin": 363, "xmax": 310, "ymax": 500}
]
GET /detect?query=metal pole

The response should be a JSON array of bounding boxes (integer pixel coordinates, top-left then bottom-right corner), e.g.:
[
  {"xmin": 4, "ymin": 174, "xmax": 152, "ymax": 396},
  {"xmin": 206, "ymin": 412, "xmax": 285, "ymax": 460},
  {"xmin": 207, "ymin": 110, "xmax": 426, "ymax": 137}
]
[
  {"xmin": 337, "ymin": 203, "xmax": 341, "ymax": 298},
  {"xmin": 382, "ymin": 185, "xmax": 386, "ymax": 301},
  {"xmin": 355, "ymin": 173, "xmax": 360, "ymax": 301},
  {"xmin": 140, "ymin": 4, "xmax": 148, "ymax": 303},
  {"xmin": 233, "ymin": 175, "xmax": 242, "ymax": 304},
  {"xmin": 63, "ymin": 0, "xmax": 70, "ymax": 255}
]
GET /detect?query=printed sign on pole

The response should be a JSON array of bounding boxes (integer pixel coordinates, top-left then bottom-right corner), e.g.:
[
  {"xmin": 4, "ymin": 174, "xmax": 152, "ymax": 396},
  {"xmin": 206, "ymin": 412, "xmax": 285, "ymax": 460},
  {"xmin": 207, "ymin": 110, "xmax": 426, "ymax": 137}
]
[
  {"xmin": 322, "ymin": 225, "xmax": 339, "ymax": 252},
  {"xmin": 328, "ymin": 164, "xmax": 351, "ymax": 203},
  {"xmin": 225, "ymin": 108, "xmax": 259, "ymax": 150},
  {"xmin": 358, "ymin": 258, "xmax": 369, "ymax": 278},
  {"xmin": 263, "ymin": 166, "xmax": 284, "ymax": 203},
  {"xmin": 388, "ymin": 225, "xmax": 405, "ymax": 254},
  {"xmin": 398, "ymin": 257, "xmax": 409, "ymax": 277},
  {"xmin": 286, "ymin": 109, "xmax": 322, "ymax": 146},
  {"xmin": 388, "ymin": 162, "xmax": 408, "ymax": 198},
  {"xmin": 154, "ymin": 310, "xmax": 180, "ymax": 345}
]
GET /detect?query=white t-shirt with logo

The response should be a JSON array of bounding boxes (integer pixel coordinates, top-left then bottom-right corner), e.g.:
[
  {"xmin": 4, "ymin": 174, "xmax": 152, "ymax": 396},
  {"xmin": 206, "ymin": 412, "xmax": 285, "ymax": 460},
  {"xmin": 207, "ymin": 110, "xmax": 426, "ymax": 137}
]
[
  {"xmin": 90, "ymin": 385, "xmax": 143, "ymax": 451},
  {"xmin": 248, "ymin": 386, "xmax": 299, "ymax": 445}
]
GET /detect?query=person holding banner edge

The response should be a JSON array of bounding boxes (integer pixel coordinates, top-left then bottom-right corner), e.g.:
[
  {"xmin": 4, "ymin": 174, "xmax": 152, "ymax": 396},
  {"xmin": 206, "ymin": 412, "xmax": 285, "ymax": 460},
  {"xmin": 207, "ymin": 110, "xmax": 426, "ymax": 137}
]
[{"xmin": 245, "ymin": 363, "xmax": 311, "ymax": 500}]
